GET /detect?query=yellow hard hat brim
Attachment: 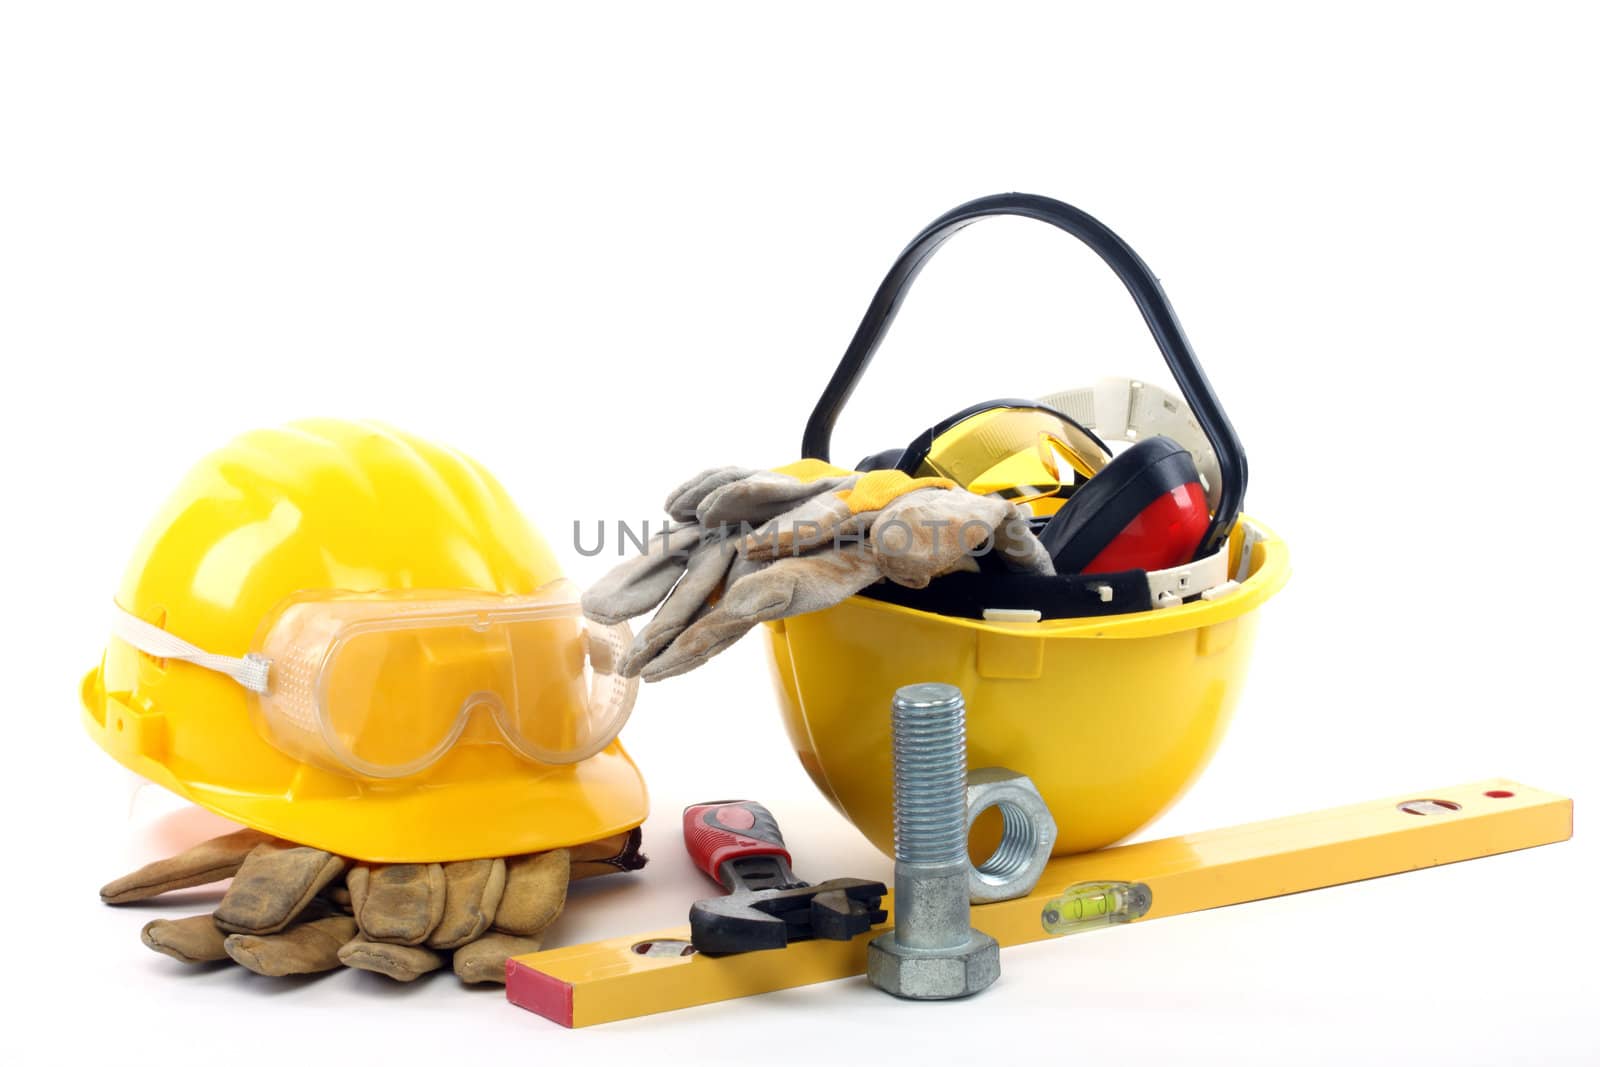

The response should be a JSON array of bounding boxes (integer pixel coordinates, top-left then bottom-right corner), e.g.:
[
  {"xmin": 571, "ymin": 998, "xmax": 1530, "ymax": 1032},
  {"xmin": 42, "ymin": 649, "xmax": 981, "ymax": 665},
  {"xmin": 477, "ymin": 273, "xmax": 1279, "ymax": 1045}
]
[{"xmin": 81, "ymin": 667, "xmax": 648, "ymax": 863}]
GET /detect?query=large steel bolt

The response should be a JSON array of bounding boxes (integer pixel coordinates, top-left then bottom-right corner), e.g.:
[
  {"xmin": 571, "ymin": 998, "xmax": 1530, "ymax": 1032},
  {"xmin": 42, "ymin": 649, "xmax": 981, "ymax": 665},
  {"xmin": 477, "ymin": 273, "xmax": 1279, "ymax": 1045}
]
[{"xmin": 866, "ymin": 683, "xmax": 1001, "ymax": 1000}]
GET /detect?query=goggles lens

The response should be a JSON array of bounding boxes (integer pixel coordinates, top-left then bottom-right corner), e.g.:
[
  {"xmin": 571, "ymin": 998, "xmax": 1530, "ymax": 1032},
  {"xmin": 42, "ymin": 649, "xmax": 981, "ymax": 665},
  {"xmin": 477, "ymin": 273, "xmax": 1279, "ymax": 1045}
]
[
  {"xmin": 916, "ymin": 407, "xmax": 1110, "ymax": 515},
  {"xmin": 252, "ymin": 582, "xmax": 636, "ymax": 778}
]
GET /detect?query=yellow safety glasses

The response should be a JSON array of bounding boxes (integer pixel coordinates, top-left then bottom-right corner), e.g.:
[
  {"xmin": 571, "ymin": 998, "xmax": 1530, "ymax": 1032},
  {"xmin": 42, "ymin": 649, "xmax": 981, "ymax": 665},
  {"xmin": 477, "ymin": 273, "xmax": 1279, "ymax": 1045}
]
[{"xmin": 896, "ymin": 402, "xmax": 1111, "ymax": 516}]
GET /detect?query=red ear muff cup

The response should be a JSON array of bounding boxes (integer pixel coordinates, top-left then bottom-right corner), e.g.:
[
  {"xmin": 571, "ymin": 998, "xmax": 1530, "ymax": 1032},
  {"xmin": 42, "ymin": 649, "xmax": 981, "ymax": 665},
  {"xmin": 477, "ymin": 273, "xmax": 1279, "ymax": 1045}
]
[
  {"xmin": 1081, "ymin": 480, "xmax": 1209, "ymax": 573},
  {"xmin": 1039, "ymin": 435, "xmax": 1210, "ymax": 574}
]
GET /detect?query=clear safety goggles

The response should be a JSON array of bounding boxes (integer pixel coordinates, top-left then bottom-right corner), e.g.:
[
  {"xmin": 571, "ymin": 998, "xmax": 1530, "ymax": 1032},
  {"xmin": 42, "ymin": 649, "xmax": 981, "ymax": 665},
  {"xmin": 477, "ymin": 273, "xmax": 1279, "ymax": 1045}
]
[
  {"xmin": 908, "ymin": 403, "xmax": 1112, "ymax": 516},
  {"xmin": 111, "ymin": 581, "xmax": 637, "ymax": 779}
]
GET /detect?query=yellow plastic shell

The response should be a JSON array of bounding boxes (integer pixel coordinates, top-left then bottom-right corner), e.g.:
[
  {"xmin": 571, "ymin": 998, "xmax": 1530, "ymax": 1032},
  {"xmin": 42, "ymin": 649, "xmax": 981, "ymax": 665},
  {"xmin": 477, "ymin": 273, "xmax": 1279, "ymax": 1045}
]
[
  {"xmin": 765, "ymin": 517, "xmax": 1289, "ymax": 858},
  {"xmin": 81, "ymin": 420, "xmax": 648, "ymax": 863}
]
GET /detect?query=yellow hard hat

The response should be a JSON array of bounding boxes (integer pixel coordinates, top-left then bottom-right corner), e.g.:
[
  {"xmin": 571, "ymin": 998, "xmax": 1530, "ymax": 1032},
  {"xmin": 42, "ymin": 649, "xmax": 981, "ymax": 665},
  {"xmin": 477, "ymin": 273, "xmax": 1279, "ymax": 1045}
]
[
  {"xmin": 781, "ymin": 193, "xmax": 1290, "ymax": 858},
  {"xmin": 82, "ymin": 420, "xmax": 648, "ymax": 863},
  {"xmin": 767, "ymin": 519, "xmax": 1288, "ymax": 857}
]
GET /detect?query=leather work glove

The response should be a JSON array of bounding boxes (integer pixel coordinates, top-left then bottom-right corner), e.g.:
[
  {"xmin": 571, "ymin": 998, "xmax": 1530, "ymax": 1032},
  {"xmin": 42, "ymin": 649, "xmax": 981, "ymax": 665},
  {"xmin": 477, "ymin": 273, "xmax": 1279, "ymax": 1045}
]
[
  {"xmin": 582, "ymin": 460, "xmax": 860, "ymax": 678},
  {"xmin": 583, "ymin": 463, "xmax": 1053, "ymax": 681},
  {"xmin": 101, "ymin": 827, "xmax": 644, "ymax": 984}
]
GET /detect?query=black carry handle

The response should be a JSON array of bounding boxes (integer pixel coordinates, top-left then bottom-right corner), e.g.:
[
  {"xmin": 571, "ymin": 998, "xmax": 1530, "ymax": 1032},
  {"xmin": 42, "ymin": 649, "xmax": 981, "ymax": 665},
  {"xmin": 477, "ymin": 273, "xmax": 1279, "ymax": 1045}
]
[{"xmin": 800, "ymin": 192, "xmax": 1246, "ymax": 560}]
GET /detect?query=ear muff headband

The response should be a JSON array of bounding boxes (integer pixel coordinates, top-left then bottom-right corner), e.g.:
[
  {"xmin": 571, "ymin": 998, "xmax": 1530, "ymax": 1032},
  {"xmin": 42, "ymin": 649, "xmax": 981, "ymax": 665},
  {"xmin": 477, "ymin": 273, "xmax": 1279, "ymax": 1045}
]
[{"xmin": 802, "ymin": 193, "xmax": 1246, "ymax": 560}]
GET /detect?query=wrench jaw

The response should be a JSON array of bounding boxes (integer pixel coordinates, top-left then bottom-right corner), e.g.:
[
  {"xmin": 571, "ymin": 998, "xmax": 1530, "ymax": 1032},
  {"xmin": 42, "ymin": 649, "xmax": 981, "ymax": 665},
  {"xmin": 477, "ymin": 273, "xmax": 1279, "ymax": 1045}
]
[
  {"xmin": 804, "ymin": 879, "xmax": 889, "ymax": 942},
  {"xmin": 688, "ymin": 898, "xmax": 792, "ymax": 955},
  {"xmin": 688, "ymin": 878, "xmax": 888, "ymax": 955}
]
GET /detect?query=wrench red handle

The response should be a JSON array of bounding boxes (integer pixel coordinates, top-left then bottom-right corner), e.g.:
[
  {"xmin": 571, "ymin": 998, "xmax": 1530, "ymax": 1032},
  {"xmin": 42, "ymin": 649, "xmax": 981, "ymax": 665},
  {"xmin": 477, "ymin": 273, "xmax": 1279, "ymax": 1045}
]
[{"xmin": 682, "ymin": 800, "xmax": 791, "ymax": 886}]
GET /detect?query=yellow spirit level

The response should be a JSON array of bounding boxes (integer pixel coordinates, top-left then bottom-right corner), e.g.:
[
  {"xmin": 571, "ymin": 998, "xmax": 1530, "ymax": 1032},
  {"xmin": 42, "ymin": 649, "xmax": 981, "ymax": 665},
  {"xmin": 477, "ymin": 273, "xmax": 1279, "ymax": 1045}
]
[{"xmin": 508, "ymin": 779, "xmax": 1571, "ymax": 1027}]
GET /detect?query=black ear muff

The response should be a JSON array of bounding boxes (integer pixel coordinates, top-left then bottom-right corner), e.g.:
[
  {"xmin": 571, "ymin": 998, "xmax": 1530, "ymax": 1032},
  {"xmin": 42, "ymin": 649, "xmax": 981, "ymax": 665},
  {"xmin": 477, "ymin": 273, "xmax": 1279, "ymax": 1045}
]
[
  {"xmin": 855, "ymin": 447, "xmax": 907, "ymax": 472},
  {"xmin": 1039, "ymin": 435, "xmax": 1210, "ymax": 574}
]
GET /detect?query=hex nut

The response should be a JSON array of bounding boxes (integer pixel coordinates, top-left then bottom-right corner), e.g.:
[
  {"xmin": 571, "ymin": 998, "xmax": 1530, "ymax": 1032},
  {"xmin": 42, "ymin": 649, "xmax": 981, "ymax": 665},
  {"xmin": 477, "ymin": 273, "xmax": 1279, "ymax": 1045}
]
[
  {"xmin": 866, "ymin": 930, "xmax": 1000, "ymax": 1000},
  {"xmin": 966, "ymin": 767, "xmax": 1058, "ymax": 904}
]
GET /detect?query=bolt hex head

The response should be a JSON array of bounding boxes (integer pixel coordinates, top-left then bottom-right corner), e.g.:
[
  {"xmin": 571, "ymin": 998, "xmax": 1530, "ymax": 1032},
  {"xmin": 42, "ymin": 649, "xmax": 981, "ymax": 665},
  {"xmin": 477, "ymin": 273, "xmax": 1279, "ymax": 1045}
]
[{"xmin": 866, "ymin": 930, "xmax": 1000, "ymax": 1000}]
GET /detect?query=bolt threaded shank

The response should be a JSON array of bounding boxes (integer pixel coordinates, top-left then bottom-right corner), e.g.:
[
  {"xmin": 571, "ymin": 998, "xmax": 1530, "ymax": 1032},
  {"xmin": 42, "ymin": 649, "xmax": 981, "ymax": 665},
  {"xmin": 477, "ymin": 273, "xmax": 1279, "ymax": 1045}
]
[{"xmin": 890, "ymin": 683, "xmax": 970, "ymax": 867}]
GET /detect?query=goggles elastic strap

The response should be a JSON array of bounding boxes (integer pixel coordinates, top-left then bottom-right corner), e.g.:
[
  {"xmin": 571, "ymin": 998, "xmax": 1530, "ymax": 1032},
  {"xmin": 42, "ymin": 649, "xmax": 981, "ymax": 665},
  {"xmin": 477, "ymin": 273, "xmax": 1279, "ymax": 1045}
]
[{"xmin": 110, "ymin": 605, "xmax": 271, "ymax": 694}]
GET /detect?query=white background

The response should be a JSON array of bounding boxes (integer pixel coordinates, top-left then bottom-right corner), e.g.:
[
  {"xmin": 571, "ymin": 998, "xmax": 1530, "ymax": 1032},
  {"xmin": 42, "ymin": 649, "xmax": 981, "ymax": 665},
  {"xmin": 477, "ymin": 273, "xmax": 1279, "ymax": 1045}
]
[{"xmin": 2, "ymin": 2, "xmax": 1596, "ymax": 1064}]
